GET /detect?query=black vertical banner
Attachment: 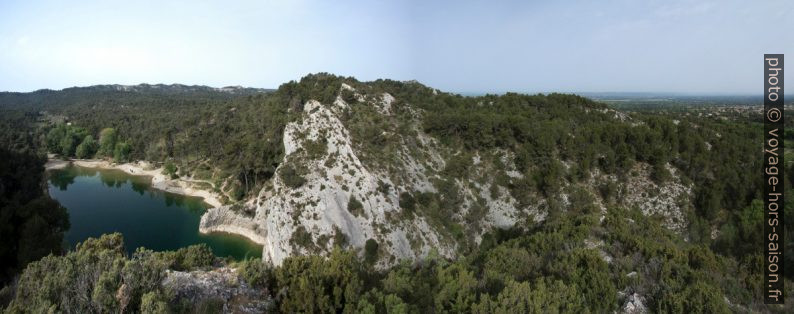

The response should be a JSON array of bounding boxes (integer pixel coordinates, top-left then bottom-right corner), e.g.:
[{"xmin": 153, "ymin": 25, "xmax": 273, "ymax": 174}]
[{"xmin": 764, "ymin": 54, "xmax": 784, "ymax": 304}]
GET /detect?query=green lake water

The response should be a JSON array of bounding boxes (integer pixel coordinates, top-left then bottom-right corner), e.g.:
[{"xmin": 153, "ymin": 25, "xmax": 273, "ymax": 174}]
[{"xmin": 47, "ymin": 165, "xmax": 262, "ymax": 260}]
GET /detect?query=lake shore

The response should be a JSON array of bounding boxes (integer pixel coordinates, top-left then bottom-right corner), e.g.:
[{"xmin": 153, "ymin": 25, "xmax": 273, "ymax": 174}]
[
  {"xmin": 45, "ymin": 158, "xmax": 224, "ymax": 208},
  {"xmin": 44, "ymin": 157, "xmax": 270, "ymax": 248},
  {"xmin": 199, "ymin": 206, "xmax": 266, "ymax": 245}
]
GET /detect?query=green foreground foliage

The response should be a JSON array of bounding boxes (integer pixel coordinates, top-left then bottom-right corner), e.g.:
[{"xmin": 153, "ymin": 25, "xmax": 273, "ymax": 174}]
[
  {"xmin": 1, "ymin": 74, "xmax": 793, "ymax": 312},
  {"xmin": 4, "ymin": 206, "xmax": 791, "ymax": 313},
  {"xmin": 0, "ymin": 144, "xmax": 69, "ymax": 290},
  {"xmin": 4, "ymin": 233, "xmax": 215, "ymax": 313}
]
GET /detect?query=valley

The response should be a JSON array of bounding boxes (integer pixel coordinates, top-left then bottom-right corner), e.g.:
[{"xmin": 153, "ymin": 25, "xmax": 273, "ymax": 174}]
[
  {"xmin": 0, "ymin": 74, "xmax": 791, "ymax": 312},
  {"xmin": 1, "ymin": 0, "xmax": 790, "ymax": 312}
]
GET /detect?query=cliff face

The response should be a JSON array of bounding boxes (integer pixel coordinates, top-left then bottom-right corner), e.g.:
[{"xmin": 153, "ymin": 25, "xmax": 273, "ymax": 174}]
[{"xmin": 200, "ymin": 81, "xmax": 692, "ymax": 267}]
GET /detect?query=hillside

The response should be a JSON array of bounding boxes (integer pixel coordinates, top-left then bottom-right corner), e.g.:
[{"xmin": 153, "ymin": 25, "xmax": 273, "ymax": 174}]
[
  {"xmin": 201, "ymin": 79, "xmax": 700, "ymax": 268},
  {"xmin": 0, "ymin": 74, "xmax": 791, "ymax": 312}
]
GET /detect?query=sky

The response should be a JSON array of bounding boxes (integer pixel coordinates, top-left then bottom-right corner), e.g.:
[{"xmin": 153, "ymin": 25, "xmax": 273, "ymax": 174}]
[{"xmin": 0, "ymin": 0, "xmax": 792, "ymax": 94}]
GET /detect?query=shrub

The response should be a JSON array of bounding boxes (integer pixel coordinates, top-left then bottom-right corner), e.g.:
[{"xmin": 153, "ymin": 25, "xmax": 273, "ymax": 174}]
[
  {"xmin": 238, "ymin": 259, "xmax": 273, "ymax": 289},
  {"xmin": 279, "ymin": 166, "xmax": 306, "ymax": 188},
  {"xmin": 194, "ymin": 298, "xmax": 225, "ymax": 313},
  {"xmin": 163, "ymin": 161, "xmax": 178, "ymax": 179},
  {"xmin": 442, "ymin": 153, "xmax": 472, "ymax": 178},
  {"xmin": 348, "ymin": 196, "xmax": 364, "ymax": 217},
  {"xmin": 273, "ymin": 250, "xmax": 364, "ymax": 313},
  {"xmin": 651, "ymin": 162, "xmax": 671, "ymax": 183},
  {"xmin": 598, "ymin": 181, "xmax": 618, "ymax": 202},
  {"xmin": 98, "ymin": 128, "xmax": 118, "ymax": 157},
  {"xmin": 568, "ymin": 186, "xmax": 598, "ymax": 214},
  {"xmin": 168, "ymin": 244, "xmax": 215, "ymax": 271},
  {"xmin": 333, "ymin": 225, "xmax": 348, "ymax": 248},
  {"xmin": 377, "ymin": 180, "xmax": 391, "ymax": 195},
  {"xmin": 398, "ymin": 192, "xmax": 415, "ymax": 214},
  {"xmin": 75, "ymin": 135, "xmax": 98, "ymax": 159},
  {"xmin": 291, "ymin": 225, "xmax": 315, "ymax": 251},
  {"xmin": 140, "ymin": 291, "xmax": 170, "ymax": 314},
  {"xmin": 304, "ymin": 138, "xmax": 328, "ymax": 158},
  {"xmin": 113, "ymin": 141, "xmax": 132, "ymax": 162},
  {"xmin": 365, "ymin": 239, "xmax": 379, "ymax": 264}
]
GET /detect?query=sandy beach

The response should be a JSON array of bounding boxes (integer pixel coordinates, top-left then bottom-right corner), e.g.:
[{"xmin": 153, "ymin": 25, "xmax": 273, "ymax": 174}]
[{"xmin": 45, "ymin": 158, "xmax": 224, "ymax": 208}]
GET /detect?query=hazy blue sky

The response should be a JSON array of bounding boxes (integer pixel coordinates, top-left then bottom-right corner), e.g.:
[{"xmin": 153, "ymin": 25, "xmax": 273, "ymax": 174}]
[{"xmin": 0, "ymin": 0, "xmax": 791, "ymax": 93}]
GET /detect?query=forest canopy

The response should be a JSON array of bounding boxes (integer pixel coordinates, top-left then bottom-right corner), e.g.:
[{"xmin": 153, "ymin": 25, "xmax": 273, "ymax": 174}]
[{"xmin": 0, "ymin": 74, "xmax": 791, "ymax": 312}]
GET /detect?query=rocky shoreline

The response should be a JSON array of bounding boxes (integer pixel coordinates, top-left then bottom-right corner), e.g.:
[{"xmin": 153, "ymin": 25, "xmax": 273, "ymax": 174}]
[
  {"xmin": 44, "ymin": 158, "xmax": 265, "ymax": 247},
  {"xmin": 199, "ymin": 206, "xmax": 266, "ymax": 245}
]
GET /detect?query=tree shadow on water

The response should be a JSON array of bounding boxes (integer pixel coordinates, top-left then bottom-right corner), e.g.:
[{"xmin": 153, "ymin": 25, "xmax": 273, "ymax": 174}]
[
  {"xmin": 49, "ymin": 171, "xmax": 75, "ymax": 191},
  {"xmin": 164, "ymin": 193, "xmax": 175, "ymax": 207},
  {"xmin": 99, "ymin": 171, "xmax": 128, "ymax": 189},
  {"xmin": 130, "ymin": 182, "xmax": 148, "ymax": 195},
  {"xmin": 184, "ymin": 199, "xmax": 206, "ymax": 214}
]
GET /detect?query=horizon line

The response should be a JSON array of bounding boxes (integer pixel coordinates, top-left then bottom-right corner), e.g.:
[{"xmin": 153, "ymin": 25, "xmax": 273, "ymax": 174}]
[{"xmin": 0, "ymin": 82, "xmax": 764, "ymax": 98}]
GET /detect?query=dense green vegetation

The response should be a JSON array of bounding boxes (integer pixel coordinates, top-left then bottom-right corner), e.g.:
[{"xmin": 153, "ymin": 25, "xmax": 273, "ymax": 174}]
[
  {"xmin": 1, "ymin": 84, "xmax": 287, "ymax": 201},
  {"xmin": 0, "ymin": 148, "xmax": 69, "ymax": 291},
  {"xmin": 1, "ymin": 74, "xmax": 792, "ymax": 311},
  {"xmin": 4, "ymin": 206, "xmax": 790, "ymax": 313},
  {"xmin": 4, "ymin": 233, "xmax": 216, "ymax": 313},
  {"xmin": 0, "ymin": 113, "xmax": 69, "ymax": 296},
  {"xmin": 349, "ymin": 76, "xmax": 788, "ymax": 272},
  {"xmin": 45, "ymin": 124, "xmax": 133, "ymax": 162}
]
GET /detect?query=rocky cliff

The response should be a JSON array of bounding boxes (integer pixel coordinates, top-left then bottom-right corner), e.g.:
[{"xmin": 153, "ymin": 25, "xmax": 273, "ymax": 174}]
[{"xmin": 200, "ymin": 80, "xmax": 692, "ymax": 268}]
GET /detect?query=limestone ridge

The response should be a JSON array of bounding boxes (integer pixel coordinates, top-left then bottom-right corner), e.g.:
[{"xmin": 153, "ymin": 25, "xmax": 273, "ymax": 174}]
[
  {"xmin": 259, "ymin": 84, "xmax": 453, "ymax": 266},
  {"xmin": 200, "ymin": 81, "xmax": 692, "ymax": 267}
]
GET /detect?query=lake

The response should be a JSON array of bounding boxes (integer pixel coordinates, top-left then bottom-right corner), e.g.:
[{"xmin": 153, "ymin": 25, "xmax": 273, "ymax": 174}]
[{"xmin": 47, "ymin": 165, "xmax": 262, "ymax": 260}]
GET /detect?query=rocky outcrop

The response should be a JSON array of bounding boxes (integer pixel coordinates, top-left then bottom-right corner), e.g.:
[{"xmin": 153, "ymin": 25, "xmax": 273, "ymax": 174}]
[
  {"xmin": 620, "ymin": 292, "xmax": 647, "ymax": 314},
  {"xmin": 254, "ymin": 97, "xmax": 456, "ymax": 267},
  {"xmin": 620, "ymin": 163, "xmax": 690, "ymax": 232},
  {"xmin": 162, "ymin": 267, "xmax": 272, "ymax": 313},
  {"xmin": 195, "ymin": 82, "xmax": 696, "ymax": 268},
  {"xmin": 199, "ymin": 206, "xmax": 266, "ymax": 245}
]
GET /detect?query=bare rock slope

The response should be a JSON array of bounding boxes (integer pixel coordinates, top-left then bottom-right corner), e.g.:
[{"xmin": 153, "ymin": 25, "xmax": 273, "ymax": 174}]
[{"xmin": 200, "ymin": 83, "xmax": 691, "ymax": 267}]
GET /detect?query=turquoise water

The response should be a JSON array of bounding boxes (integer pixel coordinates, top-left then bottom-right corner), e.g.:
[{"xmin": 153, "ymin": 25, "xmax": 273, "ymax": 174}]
[{"xmin": 47, "ymin": 165, "xmax": 262, "ymax": 260}]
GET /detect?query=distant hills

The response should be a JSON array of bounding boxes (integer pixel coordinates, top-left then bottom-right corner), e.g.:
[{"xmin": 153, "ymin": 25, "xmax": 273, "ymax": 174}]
[
  {"xmin": 0, "ymin": 73, "xmax": 785, "ymax": 312},
  {"xmin": 1, "ymin": 83, "xmax": 272, "ymax": 98},
  {"xmin": 79, "ymin": 83, "xmax": 274, "ymax": 95}
]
